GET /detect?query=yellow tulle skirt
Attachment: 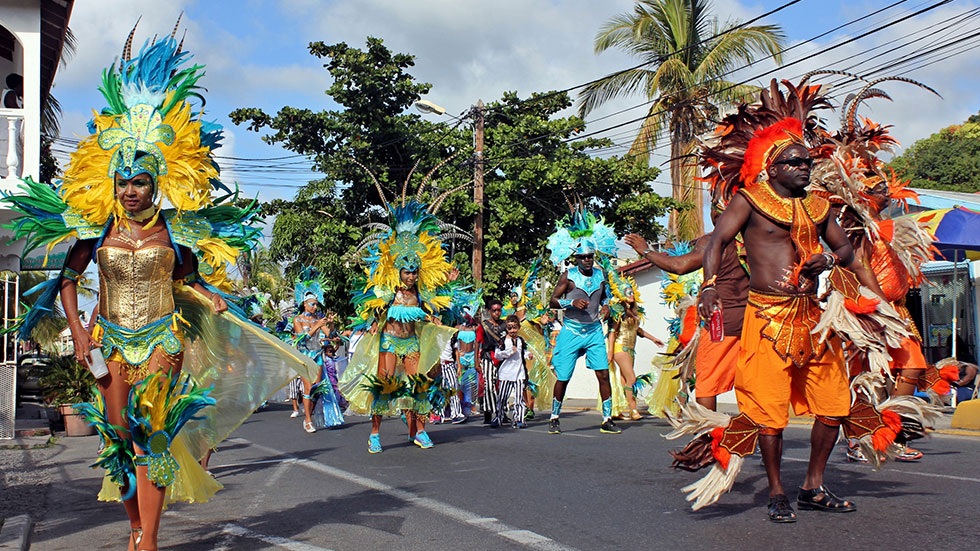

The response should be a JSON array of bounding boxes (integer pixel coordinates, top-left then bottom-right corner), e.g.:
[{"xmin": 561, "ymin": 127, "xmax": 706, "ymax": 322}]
[
  {"xmin": 520, "ymin": 324, "xmax": 556, "ymax": 409},
  {"xmin": 97, "ymin": 435, "xmax": 222, "ymax": 507},
  {"xmin": 643, "ymin": 340, "xmax": 686, "ymax": 418}
]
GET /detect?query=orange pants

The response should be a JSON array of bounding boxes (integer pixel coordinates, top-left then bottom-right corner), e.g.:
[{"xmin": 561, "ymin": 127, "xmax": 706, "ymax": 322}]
[
  {"xmin": 888, "ymin": 336, "xmax": 927, "ymax": 372},
  {"xmin": 736, "ymin": 302, "xmax": 850, "ymax": 429},
  {"xmin": 694, "ymin": 328, "xmax": 739, "ymax": 398}
]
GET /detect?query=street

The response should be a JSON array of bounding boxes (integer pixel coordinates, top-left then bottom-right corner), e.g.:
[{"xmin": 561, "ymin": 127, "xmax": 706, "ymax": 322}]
[{"xmin": 26, "ymin": 403, "xmax": 980, "ymax": 550}]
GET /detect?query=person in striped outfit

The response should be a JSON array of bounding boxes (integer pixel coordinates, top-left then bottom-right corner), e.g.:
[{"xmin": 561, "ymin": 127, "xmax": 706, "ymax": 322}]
[
  {"xmin": 492, "ymin": 316, "xmax": 533, "ymax": 428},
  {"xmin": 476, "ymin": 299, "xmax": 507, "ymax": 424}
]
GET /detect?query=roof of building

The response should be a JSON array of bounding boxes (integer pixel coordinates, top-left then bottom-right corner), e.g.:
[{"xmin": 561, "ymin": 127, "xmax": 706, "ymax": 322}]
[
  {"xmin": 905, "ymin": 188, "xmax": 980, "ymax": 212},
  {"xmin": 618, "ymin": 257, "xmax": 657, "ymax": 276}
]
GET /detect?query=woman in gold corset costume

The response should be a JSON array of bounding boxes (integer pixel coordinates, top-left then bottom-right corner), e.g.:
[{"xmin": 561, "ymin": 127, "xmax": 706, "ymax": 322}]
[
  {"xmin": 0, "ymin": 25, "xmax": 314, "ymax": 551},
  {"xmin": 603, "ymin": 259, "xmax": 664, "ymax": 420},
  {"xmin": 62, "ymin": 168, "xmax": 227, "ymax": 551}
]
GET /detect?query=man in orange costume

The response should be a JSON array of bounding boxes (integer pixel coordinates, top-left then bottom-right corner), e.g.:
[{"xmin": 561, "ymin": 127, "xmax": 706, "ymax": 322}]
[{"xmin": 700, "ymin": 117, "xmax": 883, "ymax": 522}]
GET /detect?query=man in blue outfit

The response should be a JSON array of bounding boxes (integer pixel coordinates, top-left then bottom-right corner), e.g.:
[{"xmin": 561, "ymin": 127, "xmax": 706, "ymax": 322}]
[{"xmin": 548, "ymin": 247, "xmax": 618, "ymax": 435}]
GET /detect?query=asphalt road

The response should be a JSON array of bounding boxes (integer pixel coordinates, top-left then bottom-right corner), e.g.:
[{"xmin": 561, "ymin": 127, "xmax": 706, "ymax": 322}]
[{"xmin": 30, "ymin": 403, "xmax": 980, "ymax": 550}]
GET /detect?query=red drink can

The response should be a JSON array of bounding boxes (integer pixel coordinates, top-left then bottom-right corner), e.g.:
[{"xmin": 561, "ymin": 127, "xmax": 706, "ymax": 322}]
[{"xmin": 709, "ymin": 307, "xmax": 724, "ymax": 342}]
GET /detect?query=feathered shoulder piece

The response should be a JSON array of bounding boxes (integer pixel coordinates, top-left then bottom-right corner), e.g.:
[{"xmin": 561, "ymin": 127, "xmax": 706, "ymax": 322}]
[
  {"xmin": 504, "ymin": 258, "xmax": 542, "ymax": 315},
  {"xmin": 523, "ymin": 297, "xmax": 551, "ymax": 326},
  {"xmin": 546, "ymin": 206, "xmax": 617, "ymax": 266},
  {"xmin": 659, "ymin": 242, "xmax": 701, "ymax": 305},
  {"xmin": 599, "ymin": 256, "xmax": 642, "ymax": 323},
  {"xmin": 443, "ymin": 280, "xmax": 484, "ymax": 326},
  {"xmin": 349, "ymin": 156, "xmax": 470, "ymax": 329}
]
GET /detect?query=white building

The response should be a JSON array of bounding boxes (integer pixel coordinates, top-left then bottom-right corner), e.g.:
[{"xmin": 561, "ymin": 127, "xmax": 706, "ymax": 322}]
[{"xmin": 0, "ymin": 1, "xmax": 74, "ymax": 366}]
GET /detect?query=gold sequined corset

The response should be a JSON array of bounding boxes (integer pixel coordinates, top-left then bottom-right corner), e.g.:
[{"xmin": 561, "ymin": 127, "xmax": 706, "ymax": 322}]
[
  {"xmin": 97, "ymin": 246, "xmax": 176, "ymax": 330},
  {"xmin": 615, "ymin": 316, "xmax": 639, "ymax": 349}
]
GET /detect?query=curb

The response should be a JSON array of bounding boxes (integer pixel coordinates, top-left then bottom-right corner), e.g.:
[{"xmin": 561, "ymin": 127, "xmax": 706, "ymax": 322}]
[
  {"xmin": 0, "ymin": 435, "xmax": 53, "ymax": 450},
  {"xmin": 0, "ymin": 514, "xmax": 32, "ymax": 551}
]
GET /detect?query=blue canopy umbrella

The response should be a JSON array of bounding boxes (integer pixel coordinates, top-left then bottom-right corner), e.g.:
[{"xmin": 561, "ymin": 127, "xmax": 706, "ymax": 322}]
[{"xmin": 903, "ymin": 206, "xmax": 980, "ymax": 376}]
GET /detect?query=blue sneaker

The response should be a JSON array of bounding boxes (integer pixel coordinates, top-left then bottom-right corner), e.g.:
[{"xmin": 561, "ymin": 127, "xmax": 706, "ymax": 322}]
[
  {"xmin": 368, "ymin": 434, "xmax": 382, "ymax": 454},
  {"xmin": 413, "ymin": 431, "xmax": 434, "ymax": 449}
]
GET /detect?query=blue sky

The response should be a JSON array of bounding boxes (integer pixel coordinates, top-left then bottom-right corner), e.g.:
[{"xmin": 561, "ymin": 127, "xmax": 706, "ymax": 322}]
[{"xmin": 52, "ymin": 0, "xmax": 980, "ymax": 210}]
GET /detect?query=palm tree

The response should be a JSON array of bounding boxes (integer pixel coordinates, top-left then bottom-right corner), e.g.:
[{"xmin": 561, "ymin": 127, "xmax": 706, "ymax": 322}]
[
  {"xmin": 236, "ymin": 248, "xmax": 289, "ymax": 303},
  {"xmin": 579, "ymin": 0, "xmax": 785, "ymax": 240}
]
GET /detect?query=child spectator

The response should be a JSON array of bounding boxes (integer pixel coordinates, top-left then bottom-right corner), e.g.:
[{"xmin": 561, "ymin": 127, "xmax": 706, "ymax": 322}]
[{"xmin": 492, "ymin": 315, "xmax": 533, "ymax": 428}]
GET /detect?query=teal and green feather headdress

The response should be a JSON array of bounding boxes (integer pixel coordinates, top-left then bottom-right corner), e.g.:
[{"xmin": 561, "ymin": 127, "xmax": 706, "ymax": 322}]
[
  {"xmin": 294, "ymin": 267, "xmax": 327, "ymax": 306},
  {"xmin": 546, "ymin": 207, "xmax": 617, "ymax": 266}
]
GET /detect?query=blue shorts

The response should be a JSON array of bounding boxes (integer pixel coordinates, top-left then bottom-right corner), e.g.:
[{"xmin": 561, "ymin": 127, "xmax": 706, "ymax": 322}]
[{"xmin": 551, "ymin": 321, "xmax": 607, "ymax": 382}]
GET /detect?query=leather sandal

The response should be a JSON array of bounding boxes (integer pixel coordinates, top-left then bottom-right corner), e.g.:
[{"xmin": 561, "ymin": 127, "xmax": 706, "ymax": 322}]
[
  {"xmin": 797, "ymin": 485, "xmax": 856, "ymax": 513},
  {"xmin": 767, "ymin": 494, "xmax": 797, "ymax": 523},
  {"xmin": 129, "ymin": 527, "xmax": 143, "ymax": 551}
]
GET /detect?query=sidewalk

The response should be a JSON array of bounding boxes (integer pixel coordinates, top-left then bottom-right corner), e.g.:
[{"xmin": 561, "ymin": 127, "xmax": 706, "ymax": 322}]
[{"xmin": 0, "ymin": 432, "xmax": 110, "ymax": 551}]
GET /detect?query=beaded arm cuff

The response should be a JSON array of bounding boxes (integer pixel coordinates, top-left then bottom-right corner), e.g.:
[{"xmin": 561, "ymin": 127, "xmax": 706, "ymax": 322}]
[
  {"xmin": 61, "ymin": 267, "xmax": 82, "ymax": 283},
  {"xmin": 179, "ymin": 271, "xmax": 202, "ymax": 285}
]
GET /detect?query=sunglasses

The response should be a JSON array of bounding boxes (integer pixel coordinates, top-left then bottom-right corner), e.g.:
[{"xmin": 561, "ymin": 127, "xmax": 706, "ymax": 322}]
[
  {"xmin": 774, "ymin": 157, "xmax": 813, "ymax": 169},
  {"xmin": 575, "ymin": 254, "xmax": 594, "ymax": 260}
]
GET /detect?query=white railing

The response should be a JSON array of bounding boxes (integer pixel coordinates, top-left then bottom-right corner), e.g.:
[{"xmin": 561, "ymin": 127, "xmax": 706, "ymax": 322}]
[{"xmin": 0, "ymin": 108, "xmax": 24, "ymax": 181}]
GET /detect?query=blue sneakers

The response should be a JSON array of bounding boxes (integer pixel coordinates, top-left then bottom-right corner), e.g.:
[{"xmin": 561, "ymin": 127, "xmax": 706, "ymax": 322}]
[
  {"xmin": 368, "ymin": 433, "xmax": 382, "ymax": 454},
  {"xmin": 413, "ymin": 431, "xmax": 434, "ymax": 449}
]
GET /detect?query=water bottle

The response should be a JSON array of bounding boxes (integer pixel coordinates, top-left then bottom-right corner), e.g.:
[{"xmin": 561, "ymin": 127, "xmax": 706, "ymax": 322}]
[{"xmin": 86, "ymin": 348, "xmax": 109, "ymax": 379}]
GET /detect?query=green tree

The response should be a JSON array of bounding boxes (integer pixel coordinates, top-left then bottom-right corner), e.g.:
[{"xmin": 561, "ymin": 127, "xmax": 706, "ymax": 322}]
[
  {"xmin": 887, "ymin": 118, "xmax": 980, "ymax": 193},
  {"xmin": 231, "ymin": 38, "xmax": 674, "ymax": 316},
  {"xmin": 578, "ymin": 0, "xmax": 785, "ymax": 240},
  {"xmin": 10, "ymin": 270, "xmax": 95, "ymax": 355}
]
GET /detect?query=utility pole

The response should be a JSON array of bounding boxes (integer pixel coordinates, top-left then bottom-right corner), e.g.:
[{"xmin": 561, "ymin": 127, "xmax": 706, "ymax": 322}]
[{"xmin": 472, "ymin": 99, "xmax": 485, "ymax": 283}]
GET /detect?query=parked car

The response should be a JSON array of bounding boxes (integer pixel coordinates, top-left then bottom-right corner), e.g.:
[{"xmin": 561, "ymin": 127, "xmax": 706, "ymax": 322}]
[{"xmin": 16, "ymin": 353, "xmax": 53, "ymax": 405}]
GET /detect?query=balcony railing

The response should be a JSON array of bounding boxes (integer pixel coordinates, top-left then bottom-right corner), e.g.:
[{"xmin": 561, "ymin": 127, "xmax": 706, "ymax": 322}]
[{"xmin": 0, "ymin": 109, "xmax": 24, "ymax": 181}]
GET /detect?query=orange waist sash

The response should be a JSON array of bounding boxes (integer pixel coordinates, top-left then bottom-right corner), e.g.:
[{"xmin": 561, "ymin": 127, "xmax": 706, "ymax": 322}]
[{"xmin": 747, "ymin": 290, "xmax": 825, "ymax": 368}]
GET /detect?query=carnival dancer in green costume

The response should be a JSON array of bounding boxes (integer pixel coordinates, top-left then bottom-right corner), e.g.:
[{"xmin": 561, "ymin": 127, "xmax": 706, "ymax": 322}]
[{"xmin": 339, "ymin": 160, "xmax": 465, "ymax": 453}]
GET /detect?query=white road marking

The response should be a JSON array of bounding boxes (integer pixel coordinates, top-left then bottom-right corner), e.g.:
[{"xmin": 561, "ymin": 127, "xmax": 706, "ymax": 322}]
[
  {"xmin": 782, "ymin": 456, "xmax": 980, "ymax": 483},
  {"xmin": 240, "ymin": 439, "xmax": 582, "ymax": 551},
  {"xmin": 217, "ymin": 523, "xmax": 333, "ymax": 551},
  {"xmin": 210, "ymin": 457, "xmax": 296, "ymax": 470}
]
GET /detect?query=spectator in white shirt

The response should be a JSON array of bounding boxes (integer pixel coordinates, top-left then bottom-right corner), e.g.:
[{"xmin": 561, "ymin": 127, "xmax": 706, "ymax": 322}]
[{"xmin": 491, "ymin": 315, "xmax": 533, "ymax": 428}]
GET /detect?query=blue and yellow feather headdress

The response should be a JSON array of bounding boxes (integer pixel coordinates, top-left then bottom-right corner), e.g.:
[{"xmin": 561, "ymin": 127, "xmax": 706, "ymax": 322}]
[
  {"xmin": 349, "ymin": 156, "xmax": 470, "ymax": 329},
  {"xmin": 294, "ymin": 267, "xmax": 327, "ymax": 307}
]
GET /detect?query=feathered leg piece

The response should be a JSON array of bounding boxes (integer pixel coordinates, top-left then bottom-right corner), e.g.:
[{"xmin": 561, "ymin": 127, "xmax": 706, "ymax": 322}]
[
  {"xmin": 664, "ymin": 400, "xmax": 762, "ymax": 510},
  {"xmin": 918, "ymin": 358, "xmax": 960, "ymax": 400},
  {"xmin": 127, "ymin": 373, "xmax": 216, "ymax": 488},
  {"xmin": 74, "ymin": 390, "xmax": 137, "ymax": 500},
  {"xmin": 361, "ymin": 373, "xmax": 409, "ymax": 417},
  {"xmin": 408, "ymin": 374, "xmax": 437, "ymax": 416}
]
